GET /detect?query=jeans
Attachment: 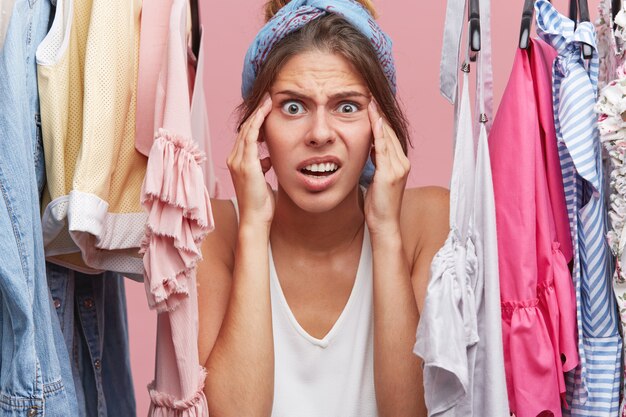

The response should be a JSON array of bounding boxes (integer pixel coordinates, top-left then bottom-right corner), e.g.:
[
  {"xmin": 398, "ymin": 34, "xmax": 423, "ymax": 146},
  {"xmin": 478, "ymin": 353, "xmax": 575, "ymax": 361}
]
[
  {"xmin": 0, "ymin": 0, "xmax": 78, "ymax": 415},
  {"xmin": 47, "ymin": 263, "xmax": 136, "ymax": 417}
]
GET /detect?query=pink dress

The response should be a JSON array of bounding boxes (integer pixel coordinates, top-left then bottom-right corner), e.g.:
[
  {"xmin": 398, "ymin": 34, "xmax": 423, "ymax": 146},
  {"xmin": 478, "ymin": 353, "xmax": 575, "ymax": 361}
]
[
  {"xmin": 140, "ymin": 0, "xmax": 214, "ymax": 415},
  {"xmin": 489, "ymin": 38, "xmax": 578, "ymax": 417},
  {"xmin": 135, "ymin": 0, "xmax": 172, "ymax": 157}
]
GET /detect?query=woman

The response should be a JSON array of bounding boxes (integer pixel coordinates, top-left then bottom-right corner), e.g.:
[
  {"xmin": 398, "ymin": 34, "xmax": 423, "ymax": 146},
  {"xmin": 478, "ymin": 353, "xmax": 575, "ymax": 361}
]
[{"xmin": 197, "ymin": 1, "xmax": 449, "ymax": 416}]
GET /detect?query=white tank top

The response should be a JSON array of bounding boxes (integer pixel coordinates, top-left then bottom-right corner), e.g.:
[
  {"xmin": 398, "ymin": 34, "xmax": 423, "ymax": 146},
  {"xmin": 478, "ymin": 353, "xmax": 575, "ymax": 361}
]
[
  {"xmin": 269, "ymin": 225, "xmax": 378, "ymax": 417},
  {"xmin": 230, "ymin": 199, "xmax": 378, "ymax": 416}
]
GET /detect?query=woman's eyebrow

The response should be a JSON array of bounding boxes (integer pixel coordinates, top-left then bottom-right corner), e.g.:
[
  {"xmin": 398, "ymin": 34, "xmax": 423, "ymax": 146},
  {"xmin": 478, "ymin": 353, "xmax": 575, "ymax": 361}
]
[
  {"xmin": 274, "ymin": 90, "xmax": 370, "ymax": 100},
  {"xmin": 330, "ymin": 91, "xmax": 370, "ymax": 100}
]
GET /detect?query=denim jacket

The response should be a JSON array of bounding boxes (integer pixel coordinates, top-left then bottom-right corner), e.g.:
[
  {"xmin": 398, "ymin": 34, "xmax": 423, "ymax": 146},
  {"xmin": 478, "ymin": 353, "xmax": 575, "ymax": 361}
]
[
  {"xmin": 47, "ymin": 263, "xmax": 135, "ymax": 417},
  {"xmin": 0, "ymin": 0, "xmax": 78, "ymax": 415}
]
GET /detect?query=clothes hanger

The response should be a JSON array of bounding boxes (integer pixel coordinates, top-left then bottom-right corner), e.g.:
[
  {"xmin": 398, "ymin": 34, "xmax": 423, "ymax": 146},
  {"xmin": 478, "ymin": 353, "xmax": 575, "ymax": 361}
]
[
  {"xmin": 190, "ymin": 0, "xmax": 201, "ymax": 58},
  {"xmin": 612, "ymin": 0, "xmax": 621, "ymax": 31},
  {"xmin": 519, "ymin": 0, "xmax": 554, "ymax": 49},
  {"xmin": 613, "ymin": 0, "xmax": 622, "ymax": 20},
  {"xmin": 519, "ymin": 0, "xmax": 535, "ymax": 49},
  {"xmin": 577, "ymin": 0, "xmax": 593, "ymax": 58},
  {"xmin": 518, "ymin": 0, "xmax": 591, "ymax": 58},
  {"xmin": 569, "ymin": 0, "xmax": 592, "ymax": 58},
  {"xmin": 569, "ymin": 0, "xmax": 578, "ymax": 20},
  {"xmin": 469, "ymin": 0, "xmax": 481, "ymax": 61}
]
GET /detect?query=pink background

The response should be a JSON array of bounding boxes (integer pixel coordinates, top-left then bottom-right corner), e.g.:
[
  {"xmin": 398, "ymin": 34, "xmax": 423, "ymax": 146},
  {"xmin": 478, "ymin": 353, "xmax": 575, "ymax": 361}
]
[{"xmin": 126, "ymin": 1, "xmax": 597, "ymax": 415}]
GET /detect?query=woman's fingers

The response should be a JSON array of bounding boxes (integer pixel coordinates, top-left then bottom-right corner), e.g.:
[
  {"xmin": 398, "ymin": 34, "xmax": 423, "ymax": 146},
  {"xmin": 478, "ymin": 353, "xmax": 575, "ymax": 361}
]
[
  {"xmin": 241, "ymin": 97, "xmax": 272, "ymax": 170},
  {"xmin": 246, "ymin": 104, "xmax": 269, "ymax": 144},
  {"xmin": 368, "ymin": 101, "xmax": 385, "ymax": 151},
  {"xmin": 245, "ymin": 95, "xmax": 272, "ymax": 144},
  {"xmin": 368, "ymin": 99, "xmax": 409, "ymax": 180},
  {"xmin": 229, "ymin": 94, "xmax": 272, "ymax": 171},
  {"xmin": 384, "ymin": 122, "xmax": 410, "ymax": 173}
]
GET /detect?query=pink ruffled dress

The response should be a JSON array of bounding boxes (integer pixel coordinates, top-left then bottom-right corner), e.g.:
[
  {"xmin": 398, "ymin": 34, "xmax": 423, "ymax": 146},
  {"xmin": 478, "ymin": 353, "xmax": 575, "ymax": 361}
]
[
  {"xmin": 489, "ymin": 38, "xmax": 579, "ymax": 417},
  {"xmin": 137, "ymin": 0, "xmax": 214, "ymax": 415}
]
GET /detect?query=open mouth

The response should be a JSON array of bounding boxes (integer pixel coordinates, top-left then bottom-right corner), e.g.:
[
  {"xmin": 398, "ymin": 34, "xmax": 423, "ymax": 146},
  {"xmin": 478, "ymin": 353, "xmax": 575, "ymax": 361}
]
[{"xmin": 300, "ymin": 162, "xmax": 339, "ymax": 177}]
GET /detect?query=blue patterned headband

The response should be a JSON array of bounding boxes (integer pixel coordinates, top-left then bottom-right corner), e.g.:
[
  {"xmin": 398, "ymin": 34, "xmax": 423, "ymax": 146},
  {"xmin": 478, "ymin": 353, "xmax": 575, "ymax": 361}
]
[{"xmin": 241, "ymin": 0, "xmax": 396, "ymax": 98}]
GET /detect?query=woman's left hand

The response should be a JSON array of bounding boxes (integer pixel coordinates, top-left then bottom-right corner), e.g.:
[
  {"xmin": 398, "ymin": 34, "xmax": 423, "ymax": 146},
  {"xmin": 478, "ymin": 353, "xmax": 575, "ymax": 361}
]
[{"xmin": 364, "ymin": 100, "xmax": 410, "ymax": 237}]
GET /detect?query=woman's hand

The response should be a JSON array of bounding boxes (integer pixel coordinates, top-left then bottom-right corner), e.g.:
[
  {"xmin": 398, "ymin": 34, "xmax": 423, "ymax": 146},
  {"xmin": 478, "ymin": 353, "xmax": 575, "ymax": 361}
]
[
  {"xmin": 364, "ymin": 100, "xmax": 410, "ymax": 237},
  {"xmin": 227, "ymin": 94, "xmax": 275, "ymax": 227}
]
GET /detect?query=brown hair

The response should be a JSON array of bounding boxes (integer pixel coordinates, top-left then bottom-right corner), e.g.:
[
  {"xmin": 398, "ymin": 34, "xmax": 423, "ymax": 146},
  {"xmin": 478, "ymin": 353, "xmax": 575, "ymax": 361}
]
[{"xmin": 238, "ymin": 1, "xmax": 410, "ymax": 155}]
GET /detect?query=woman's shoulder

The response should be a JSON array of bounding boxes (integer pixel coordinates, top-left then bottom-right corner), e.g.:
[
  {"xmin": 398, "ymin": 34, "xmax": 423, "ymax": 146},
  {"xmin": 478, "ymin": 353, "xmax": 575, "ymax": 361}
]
[
  {"xmin": 200, "ymin": 198, "xmax": 239, "ymax": 269},
  {"xmin": 402, "ymin": 186, "xmax": 449, "ymax": 211},
  {"xmin": 400, "ymin": 186, "xmax": 450, "ymax": 260},
  {"xmin": 401, "ymin": 186, "xmax": 450, "ymax": 310},
  {"xmin": 401, "ymin": 186, "xmax": 450, "ymax": 233}
]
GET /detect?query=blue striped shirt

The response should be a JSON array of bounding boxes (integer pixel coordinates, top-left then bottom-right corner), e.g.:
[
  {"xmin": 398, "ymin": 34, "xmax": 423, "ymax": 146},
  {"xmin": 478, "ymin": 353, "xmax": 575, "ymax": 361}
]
[{"xmin": 535, "ymin": 1, "xmax": 622, "ymax": 415}]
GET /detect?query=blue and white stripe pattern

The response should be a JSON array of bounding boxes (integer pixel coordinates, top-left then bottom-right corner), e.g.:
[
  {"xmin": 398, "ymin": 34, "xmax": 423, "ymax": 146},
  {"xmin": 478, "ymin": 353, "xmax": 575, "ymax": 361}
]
[{"xmin": 536, "ymin": 1, "xmax": 622, "ymax": 415}]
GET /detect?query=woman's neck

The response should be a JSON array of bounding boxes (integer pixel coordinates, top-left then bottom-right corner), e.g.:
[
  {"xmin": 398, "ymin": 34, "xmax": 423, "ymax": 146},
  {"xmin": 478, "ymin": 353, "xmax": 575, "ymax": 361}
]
[{"xmin": 270, "ymin": 186, "xmax": 365, "ymax": 254}]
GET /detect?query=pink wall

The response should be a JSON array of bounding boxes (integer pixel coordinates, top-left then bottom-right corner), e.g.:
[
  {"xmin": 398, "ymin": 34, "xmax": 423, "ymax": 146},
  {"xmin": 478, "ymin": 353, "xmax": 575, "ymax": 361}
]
[{"xmin": 127, "ymin": 1, "xmax": 600, "ymax": 415}]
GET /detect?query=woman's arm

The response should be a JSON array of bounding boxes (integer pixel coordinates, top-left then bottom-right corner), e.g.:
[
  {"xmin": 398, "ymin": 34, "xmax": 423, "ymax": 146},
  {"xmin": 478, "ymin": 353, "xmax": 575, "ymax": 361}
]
[
  {"xmin": 201, "ymin": 96, "xmax": 276, "ymax": 417},
  {"xmin": 203, "ymin": 217, "xmax": 274, "ymax": 417},
  {"xmin": 365, "ymin": 102, "xmax": 449, "ymax": 416},
  {"xmin": 364, "ymin": 103, "xmax": 423, "ymax": 416},
  {"xmin": 372, "ymin": 187, "xmax": 448, "ymax": 417},
  {"xmin": 370, "ymin": 218, "xmax": 424, "ymax": 416}
]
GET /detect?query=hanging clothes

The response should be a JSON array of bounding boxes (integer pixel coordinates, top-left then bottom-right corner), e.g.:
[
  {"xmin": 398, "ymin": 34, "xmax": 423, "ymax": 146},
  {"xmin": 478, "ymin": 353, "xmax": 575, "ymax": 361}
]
[
  {"xmin": 596, "ymin": 4, "xmax": 626, "ymax": 417},
  {"xmin": 46, "ymin": 262, "xmax": 136, "ymax": 417},
  {"xmin": 595, "ymin": 6, "xmax": 626, "ymax": 410},
  {"xmin": 414, "ymin": 0, "xmax": 508, "ymax": 414},
  {"xmin": 190, "ymin": 27, "xmax": 219, "ymax": 198},
  {"xmin": 595, "ymin": 0, "xmax": 624, "ymax": 287},
  {"xmin": 140, "ymin": 0, "xmax": 213, "ymax": 314},
  {"xmin": 0, "ymin": 0, "xmax": 15, "ymax": 50},
  {"xmin": 534, "ymin": 1, "xmax": 622, "ymax": 415},
  {"xmin": 135, "ymin": 0, "xmax": 174, "ymax": 157},
  {"xmin": 414, "ymin": 58, "xmax": 479, "ymax": 417},
  {"xmin": 596, "ymin": 0, "xmax": 626, "ymax": 88},
  {"xmin": 0, "ymin": 0, "xmax": 80, "ymax": 414},
  {"xmin": 596, "ymin": 75, "xmax": 626, "ymax": 417},
  {"xmin": 468, "ymin": 1, "xmax": 509, "ymax": 414},
  {"xmin": 36, "ymin": 0, "xmax": 147, "ymax": 277},
  {"xmin": 143, "ymin": 0, "xmax": 213, "ymax": 415},
  {"xmin": 489, "ymin": 32, "xmax": 579, "ymax": 416}
]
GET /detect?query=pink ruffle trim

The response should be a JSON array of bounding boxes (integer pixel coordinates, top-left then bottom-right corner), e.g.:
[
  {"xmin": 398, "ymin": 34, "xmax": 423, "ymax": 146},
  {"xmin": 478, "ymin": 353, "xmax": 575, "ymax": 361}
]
[
  {"xmin": 148, "ymin": 367, "xmax": 208, "ymax": 416},
  {"xmin": 500, "ymin": 243, "xmax": 579, "ymax": 415},
  {"xmin": 141, "ymin": 128, "xmax": 215, "ymax": 312}
]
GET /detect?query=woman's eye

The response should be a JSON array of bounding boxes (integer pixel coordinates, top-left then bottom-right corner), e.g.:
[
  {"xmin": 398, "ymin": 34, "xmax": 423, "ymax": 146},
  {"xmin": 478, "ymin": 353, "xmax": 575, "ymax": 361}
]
[
  {"xmin": 282, "ymin": 101, "xmax": 305, "ymax": 115},
  {"xmin": 337, "ymin": 103, "xmax": 359, "ymax": 113}
]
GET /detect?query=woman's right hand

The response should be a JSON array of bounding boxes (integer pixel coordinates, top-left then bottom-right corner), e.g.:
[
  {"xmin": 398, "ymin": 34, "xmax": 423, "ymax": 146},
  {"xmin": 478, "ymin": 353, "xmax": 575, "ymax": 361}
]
[{"xmin": 227, "ymin": 94, "xmax": 275, "ymax": 228}]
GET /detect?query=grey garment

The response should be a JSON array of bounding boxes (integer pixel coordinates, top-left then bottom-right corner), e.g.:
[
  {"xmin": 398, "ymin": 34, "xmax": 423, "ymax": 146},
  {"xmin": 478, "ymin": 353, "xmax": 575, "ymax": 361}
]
[
  {"xmin": 0, "ymin": 0, "xmax": 79, "ymax": 415},
  {"xmin": 47, "ymin": 263, "xmax": 136, "ymax": 417},
  {"xmin": 414, "ymin": 64, "xmax": 508, "ymax": 417}
]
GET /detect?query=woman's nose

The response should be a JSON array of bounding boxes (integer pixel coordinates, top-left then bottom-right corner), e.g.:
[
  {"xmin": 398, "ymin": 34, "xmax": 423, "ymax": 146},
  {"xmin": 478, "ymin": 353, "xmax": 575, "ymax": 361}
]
[{"xmin": 306, "ymin": 110, "xmax": 335, "ymax": 147}]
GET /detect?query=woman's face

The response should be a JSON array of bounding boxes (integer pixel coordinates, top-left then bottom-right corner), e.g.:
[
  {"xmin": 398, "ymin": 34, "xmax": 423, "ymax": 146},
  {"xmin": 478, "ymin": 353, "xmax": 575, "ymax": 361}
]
[{"xmin": 263, "ymin": 50, "xmax": 373, "ymax": 213}]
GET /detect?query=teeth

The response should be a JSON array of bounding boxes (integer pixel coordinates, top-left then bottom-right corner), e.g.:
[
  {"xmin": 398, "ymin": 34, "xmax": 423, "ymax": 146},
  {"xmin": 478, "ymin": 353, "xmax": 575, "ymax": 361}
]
[{"xmin": 303, "ymin": 162, "xmax": 338, "ymax": 172}]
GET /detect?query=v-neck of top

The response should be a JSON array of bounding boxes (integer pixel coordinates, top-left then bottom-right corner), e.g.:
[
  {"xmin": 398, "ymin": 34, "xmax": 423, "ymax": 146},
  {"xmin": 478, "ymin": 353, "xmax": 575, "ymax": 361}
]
[{"xmin": 268, "ymin": 225, "xmax": 369, "ymax": 348}]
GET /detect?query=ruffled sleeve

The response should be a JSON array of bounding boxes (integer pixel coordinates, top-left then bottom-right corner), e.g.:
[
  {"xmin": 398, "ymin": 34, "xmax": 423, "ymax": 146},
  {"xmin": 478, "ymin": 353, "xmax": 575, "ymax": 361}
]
[
  {"xmin": 141, "ymin": 129, "xmax": 213, "ymax": 312},
  {"xmin": 142, "ymin": 0, "xmax": 214, "ymax": 415},
  {"xmin": 148, "ymin": 367, "xmax": 208, "ymax": 416}
]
